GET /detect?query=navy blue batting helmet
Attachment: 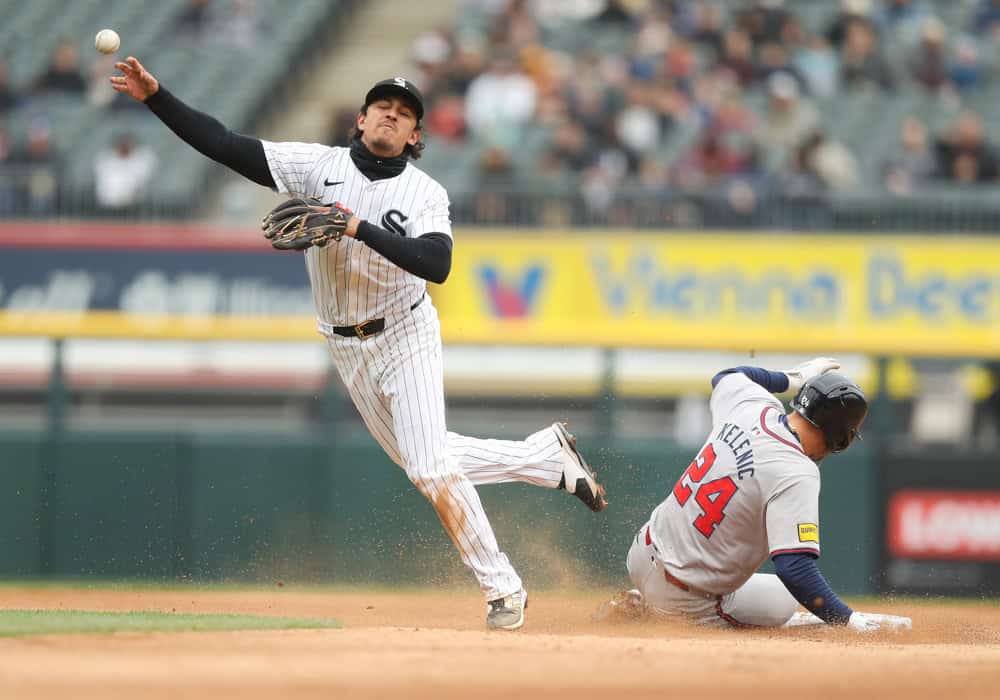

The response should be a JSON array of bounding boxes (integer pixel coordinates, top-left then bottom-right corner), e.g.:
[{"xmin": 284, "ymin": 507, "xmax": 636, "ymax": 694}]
[{"xmin": 791, "ymin": 372, "xmax": 868, "ymax": 453}]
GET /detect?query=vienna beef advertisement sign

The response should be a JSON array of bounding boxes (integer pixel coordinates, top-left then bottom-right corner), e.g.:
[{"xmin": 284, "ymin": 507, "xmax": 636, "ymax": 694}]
[{"xmin": 881, "ymin": 457, "xmax": 1000, "ymax": 595}]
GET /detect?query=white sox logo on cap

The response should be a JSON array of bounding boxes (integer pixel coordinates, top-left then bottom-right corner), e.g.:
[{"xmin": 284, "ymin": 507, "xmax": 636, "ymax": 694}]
[{"xmin": 393, "ymin": 77, "xmax": 407, "ymax": 87}]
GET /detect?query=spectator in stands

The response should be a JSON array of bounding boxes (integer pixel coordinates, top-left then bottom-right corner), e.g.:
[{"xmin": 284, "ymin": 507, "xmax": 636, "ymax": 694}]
[
  {"xmin": 972, "ymin": 0, "xmax": 1000, "ymax": 36},
  {"xmin": 441, "ymin": 39, "xmax": 487, "ymax": 97},
  {"xmin": 908, "ymin": 17, "xmax": 950, "ymax": 93},
  {"xmin": 717, "ymin": 28, "xmax": 757, "ymax": 87},
  {"xmin": 677, "ymin": 129, "xmax": 750, "ymax": 193},
  {"xmin": 877, "ymin": 0, "xmax": 930, "ymax": 44},
  {"xmin": 33, "ymin": 38, "xmax": 87, "ymax": 95},
  {"xmin": 474, "ymin": 146, "xmax": 516, "ymax": 222},
  {"xmin": 839, "ymin": 15, "xmax": 895, "ymax": 91},
  {"xmin": 735, "ymin": 0, "xmax": 792, "ymax": 47},
  {"xmin": 424, "ymin": 93, "xmax": 466, "ymax": 143},
  {"xmin": 949, "ymin": 36, "xmax": 983, "ymax": 93},
  {"xmin": 493, "ymin": 0, "xmax": 541, "ymax": 49},
  {"xmin": 794, "ymin": 34, "xmax": 839, "ymax": 98},
  {"xmin": 756, "ymin": 41, "xmax": 808, "ymax": 94},
  {"xmin": 689, "ymin": 1, "xmax": 726, "ymax": 57},
  {"xmin": 590, "ymin": 0, "xmax": 636, "ymax": 29},
  {"xmin": 882, "ymin": 117, "xmax": 936, "ymax": 194},
  {"xmin": 93, "ymin": 132, "xmax": 159, "ymax": 211},
  {"xmin": 549, "ymin": 119, "xmax": 592, "ymax": 172},
  {"xmin": 464, "ymin": 50, "xmax": 536, "ymax": 147},
  {"xmin": 8, "ymin": 118, "xmax": 59, "ymax": 214},
  {"xmin": 629, "ymin": 13, "xmax": 671, "ymax": 82},
  {"xmin": 0, "ymin": 58, "xmax": 21, "ymax": 113},
  {"xmin": 616, "ymin": 84, "xmax": 661, "ymax": 168},
  {"xmin": 934, "ymin": 111, "xmax": 999, "ymax": 183},
  {"xmin": 782, "ymin": 129, "xmax": 860, "ymax": 196},
  {"xmin": 827, "ymin": 0, "xmax": 874, "ymax": 49},
  {"xmin": 804, "ymin": 129, "xmax": 861, "ymax": 191},
  {"xmin": 409, "ymin": 29, "xmax": 453, "ymax": 96},
  {"xmin": 666, "ymin": 37, "xmax": 698, "ymax": 88},
  {"xmin": 753, "ymin": 72, "xmax": 820, "ymax": 173}
]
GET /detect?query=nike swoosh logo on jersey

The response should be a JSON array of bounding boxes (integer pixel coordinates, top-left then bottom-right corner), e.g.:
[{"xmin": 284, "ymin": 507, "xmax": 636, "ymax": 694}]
[{"xmin": 324, "ymin": 179, "xmax": 344, "ymax": 187}]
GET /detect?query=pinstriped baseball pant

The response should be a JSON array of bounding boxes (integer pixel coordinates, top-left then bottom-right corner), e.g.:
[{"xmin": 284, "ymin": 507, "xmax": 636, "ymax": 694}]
[{"xmin": 325, "ymin": 301, "xmax": 564, "ymax": 601}]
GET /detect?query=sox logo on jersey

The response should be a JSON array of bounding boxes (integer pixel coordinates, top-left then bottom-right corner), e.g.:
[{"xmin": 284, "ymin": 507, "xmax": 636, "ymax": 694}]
[{"xmin": 382, "ymin": 210, "xmax": 409, "ymax": 236}]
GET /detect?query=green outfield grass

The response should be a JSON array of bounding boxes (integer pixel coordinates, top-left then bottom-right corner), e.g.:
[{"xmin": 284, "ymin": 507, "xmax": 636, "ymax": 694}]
[{"xmin": 0, "ymin": 610, "xmax": 340, "ymax": 637}]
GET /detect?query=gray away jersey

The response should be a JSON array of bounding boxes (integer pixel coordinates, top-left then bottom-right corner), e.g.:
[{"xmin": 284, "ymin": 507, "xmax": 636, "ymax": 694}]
[
  {"xmin": 261, "ymin": 140, "xmax": 452, "ymax": 328},
  {"xmin": 648, "ymin": 373, "xmax": 822, "ymax": 595}
]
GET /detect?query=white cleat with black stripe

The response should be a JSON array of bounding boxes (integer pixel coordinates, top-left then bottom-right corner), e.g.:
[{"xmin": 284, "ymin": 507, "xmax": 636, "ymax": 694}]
[{"xmin": 553, "ymin": 422, "xmax": 608, "ymax": 513}]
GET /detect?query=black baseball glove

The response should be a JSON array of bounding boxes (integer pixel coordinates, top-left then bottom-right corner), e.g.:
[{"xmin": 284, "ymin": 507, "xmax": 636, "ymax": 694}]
[{"xmin": 261, "ymin": 197, "xmax": 353, "ymax": 251}]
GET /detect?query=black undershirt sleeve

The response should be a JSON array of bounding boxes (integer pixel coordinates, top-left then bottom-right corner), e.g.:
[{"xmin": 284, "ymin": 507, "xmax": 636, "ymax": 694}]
[
  {"xmin": 144, "ymin": 86, "xmax": 275, "ymax": 188},
  {"xmin": 355, "ymin": 222, "xmax": 452, "ymax": 284}
]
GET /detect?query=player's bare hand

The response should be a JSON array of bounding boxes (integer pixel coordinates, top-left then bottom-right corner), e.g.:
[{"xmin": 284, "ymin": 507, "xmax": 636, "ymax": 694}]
[
  {"xmin": 784, "ymin": 357, "xmax": 841, "ymax": 392},
  {"xmin": 109, "ymin": 56, "xmax": 159, "ymax": 102}
]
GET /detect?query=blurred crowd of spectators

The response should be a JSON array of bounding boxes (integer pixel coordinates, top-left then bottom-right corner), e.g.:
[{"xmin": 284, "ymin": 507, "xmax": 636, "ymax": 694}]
[
  {"xmin": 322, "ymin": 0, "xmax": 1000, "ymax": 225},
  {"xmin": 0, "ymin": 0, "xmax": 260, "ymax": 217}
]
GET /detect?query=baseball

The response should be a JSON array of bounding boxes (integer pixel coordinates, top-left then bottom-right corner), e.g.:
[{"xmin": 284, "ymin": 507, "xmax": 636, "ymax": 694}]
[{"xmin": 95, "ymin": 29, "xmax": 120, "ymax": 54}]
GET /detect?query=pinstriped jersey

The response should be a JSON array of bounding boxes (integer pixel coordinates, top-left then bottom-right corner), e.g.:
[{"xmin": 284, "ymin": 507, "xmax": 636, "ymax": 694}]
[
  {"xmin": 261, "ymin": 141, "xmax": 452, "ymax": 327},
  {"xmin": 648, "ymin": 373, "xmax": 821, "ymax": 595}
]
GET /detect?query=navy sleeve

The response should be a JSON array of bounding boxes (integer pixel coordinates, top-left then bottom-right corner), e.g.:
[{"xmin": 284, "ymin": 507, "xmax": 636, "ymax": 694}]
[
  {"xmin": 773, "ymin": 552, "xmax": 853, "ymax": 625},
  {"xmin": 355, "ymin": 223, "xmax": 452, "ymax": 284},
  {"xmin": 711, "ymin": 366, "xmax": 790, "ymax": 393},
  {"xmin": 145, "ymin": 85, "xmax": 275, "ymax": 188}
]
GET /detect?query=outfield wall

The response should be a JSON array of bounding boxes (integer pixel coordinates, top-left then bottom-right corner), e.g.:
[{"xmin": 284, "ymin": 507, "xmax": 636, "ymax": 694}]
[{"xmin": 0, "ymin": 430, "xmax": 877, "ymax": 594}]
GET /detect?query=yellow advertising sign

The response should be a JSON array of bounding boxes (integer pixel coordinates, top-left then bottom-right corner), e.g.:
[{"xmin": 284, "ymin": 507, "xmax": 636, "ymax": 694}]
[{"xmin": 434, "ymin": 232, "xmax": 1000, "ymax": 357}]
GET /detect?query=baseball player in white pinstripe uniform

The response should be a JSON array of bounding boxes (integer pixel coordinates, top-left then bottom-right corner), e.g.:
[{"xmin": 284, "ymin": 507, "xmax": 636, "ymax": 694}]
[{"xmin": 112, "ymin": 58, "xmax": 607, "ymax": 630}]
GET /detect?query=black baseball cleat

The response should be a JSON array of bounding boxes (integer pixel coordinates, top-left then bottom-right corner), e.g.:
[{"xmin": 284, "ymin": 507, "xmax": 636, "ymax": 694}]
[{"xmin": 553, "ymin": 422, "xmax": 608, "ymax": 512}]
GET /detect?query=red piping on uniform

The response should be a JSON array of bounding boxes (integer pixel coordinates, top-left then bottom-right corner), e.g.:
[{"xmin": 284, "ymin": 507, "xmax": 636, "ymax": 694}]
[
  {"xmin": 759, "ymin": 407, "xmax": 805, "ymax": 454},
  {"xmin": 715, "ymin": 599, "xmax": 760, "ymax": 629}
]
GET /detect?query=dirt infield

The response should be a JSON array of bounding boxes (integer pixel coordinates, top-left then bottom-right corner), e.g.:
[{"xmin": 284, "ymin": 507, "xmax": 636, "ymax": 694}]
[{"xmin": 1, "ymin": 586, "xmax": 999, "ymax": 700}]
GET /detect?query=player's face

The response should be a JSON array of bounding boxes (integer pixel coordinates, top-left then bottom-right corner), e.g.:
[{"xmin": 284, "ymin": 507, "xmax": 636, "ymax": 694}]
[{"xmin": 359, "ymin": 97, "xmax": 420, "ymax": 158}]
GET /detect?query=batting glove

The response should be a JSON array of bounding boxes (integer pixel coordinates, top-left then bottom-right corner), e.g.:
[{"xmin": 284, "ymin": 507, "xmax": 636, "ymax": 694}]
[
  {"xmin": 847, "ymin": 611, "xmax": 881, "ymax": 633},
  {"xmin": 847, "ymin": 611, "xmax": 913, "ymax": 633},
  {"xmin": 784, "ymin": 357, "xmax": 841, "ymax": 393}
]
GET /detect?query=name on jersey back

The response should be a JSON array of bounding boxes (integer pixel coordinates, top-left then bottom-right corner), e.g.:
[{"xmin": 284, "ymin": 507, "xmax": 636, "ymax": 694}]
[{"xmin": 717, "ymin": 422, "xmax": 755, "ymax": 479}]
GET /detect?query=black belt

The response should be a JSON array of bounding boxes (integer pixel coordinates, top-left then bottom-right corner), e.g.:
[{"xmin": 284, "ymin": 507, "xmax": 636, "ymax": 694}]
[{"xmin": 331, "ymin": 293, "xmax": 425, "ymax": 339}]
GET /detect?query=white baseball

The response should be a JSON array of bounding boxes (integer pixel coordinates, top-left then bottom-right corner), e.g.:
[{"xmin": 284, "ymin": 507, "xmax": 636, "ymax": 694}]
[{"xmin": 95, "ymin": 29, "xmax": 121, "ymax": 54}]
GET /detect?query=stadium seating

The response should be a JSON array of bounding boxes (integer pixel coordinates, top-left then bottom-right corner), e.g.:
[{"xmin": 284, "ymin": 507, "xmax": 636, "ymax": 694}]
[
  {"xmin": 0, "ymin": 0, "xmax": 345, "ymax": 215},
  {"xmin": 2, "ymin": 0, "xmax": 1000, "ymax": 228}
]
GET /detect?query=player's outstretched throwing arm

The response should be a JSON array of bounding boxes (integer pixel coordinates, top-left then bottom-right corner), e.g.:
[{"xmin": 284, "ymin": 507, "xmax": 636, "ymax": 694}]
[
  {"xmin": 110, "ymin": 56, "xmax": 274, "ymax": 187},
  {"xmin": 110, "ymin": 57, "xmax": 451, "ymax": 284}
]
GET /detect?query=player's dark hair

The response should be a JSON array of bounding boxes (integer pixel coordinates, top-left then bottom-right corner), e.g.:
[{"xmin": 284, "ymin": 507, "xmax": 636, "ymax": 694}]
[{"xmin": 350, "ymin": 103, "xmax": 425, "ymax": 160}]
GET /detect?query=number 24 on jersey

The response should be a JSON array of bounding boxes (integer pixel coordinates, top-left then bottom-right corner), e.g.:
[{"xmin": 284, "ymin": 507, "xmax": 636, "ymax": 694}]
[{"xmin": 672, "ymin": 443, "xmax": 738, "ymax": 538}]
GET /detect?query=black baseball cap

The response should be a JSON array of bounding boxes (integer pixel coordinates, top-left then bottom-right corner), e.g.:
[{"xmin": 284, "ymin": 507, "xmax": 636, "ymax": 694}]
[{"xmin": 365, "ymin": 77, "xmax": 425, "ymax": 120}]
